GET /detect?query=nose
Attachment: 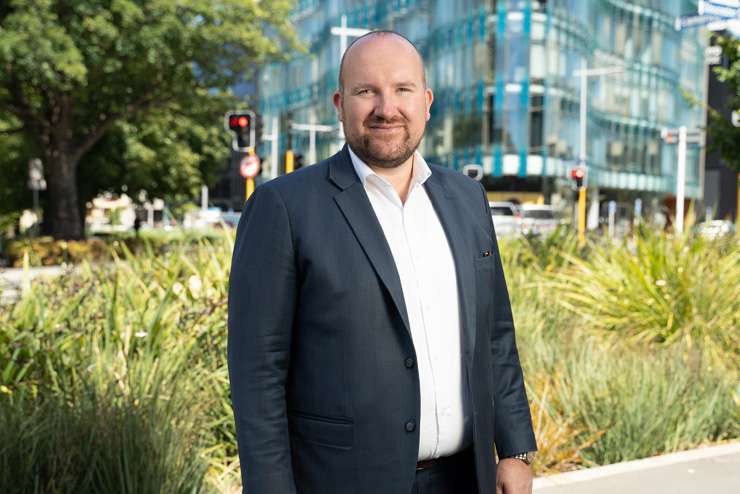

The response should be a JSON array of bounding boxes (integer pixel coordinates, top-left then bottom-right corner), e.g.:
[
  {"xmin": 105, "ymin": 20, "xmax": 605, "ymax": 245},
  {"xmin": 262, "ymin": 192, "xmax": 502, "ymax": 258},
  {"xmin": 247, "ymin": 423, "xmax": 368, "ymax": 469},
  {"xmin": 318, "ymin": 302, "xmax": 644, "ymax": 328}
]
[{"xmin": 373, "ymin": 91, "xmax": 400, "ymax": 121}]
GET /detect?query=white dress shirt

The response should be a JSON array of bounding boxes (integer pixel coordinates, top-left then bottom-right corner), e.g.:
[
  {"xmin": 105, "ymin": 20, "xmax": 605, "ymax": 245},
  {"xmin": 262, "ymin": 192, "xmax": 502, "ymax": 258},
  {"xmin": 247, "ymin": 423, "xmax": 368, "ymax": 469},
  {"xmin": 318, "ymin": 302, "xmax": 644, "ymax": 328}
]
[{"xmin": 348, "ymin": 146, "xmax": 472, "ymax": 461}]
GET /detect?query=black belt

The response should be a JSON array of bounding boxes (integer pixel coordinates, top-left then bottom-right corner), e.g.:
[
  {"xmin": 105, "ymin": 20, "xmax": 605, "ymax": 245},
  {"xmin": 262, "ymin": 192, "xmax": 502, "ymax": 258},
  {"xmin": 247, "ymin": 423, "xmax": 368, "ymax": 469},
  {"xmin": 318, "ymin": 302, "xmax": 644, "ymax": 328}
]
[{"xmin": 416, "ymin": 448, "xmax": 471, "ymax": 471}]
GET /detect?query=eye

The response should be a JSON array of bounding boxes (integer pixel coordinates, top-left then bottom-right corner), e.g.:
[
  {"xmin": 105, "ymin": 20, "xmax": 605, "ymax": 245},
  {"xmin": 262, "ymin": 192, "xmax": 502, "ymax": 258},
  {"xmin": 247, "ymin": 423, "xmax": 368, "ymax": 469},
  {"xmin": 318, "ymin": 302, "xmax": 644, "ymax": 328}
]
[
  {"xmin": 398, "ymin": 87, "xmax": 412, "ymax": 92},
  {"xmin": 355, "ymin": 88, "xmax": 371, "ymax": 95}
]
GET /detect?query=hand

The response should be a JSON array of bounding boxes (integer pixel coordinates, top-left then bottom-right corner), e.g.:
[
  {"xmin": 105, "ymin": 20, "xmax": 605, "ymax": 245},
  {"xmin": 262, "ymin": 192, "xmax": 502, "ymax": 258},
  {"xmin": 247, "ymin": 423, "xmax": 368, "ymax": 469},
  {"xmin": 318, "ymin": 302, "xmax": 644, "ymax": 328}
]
[{"xmin": 495, "ymin": 458, "xmax": 533, "ymax": 494}]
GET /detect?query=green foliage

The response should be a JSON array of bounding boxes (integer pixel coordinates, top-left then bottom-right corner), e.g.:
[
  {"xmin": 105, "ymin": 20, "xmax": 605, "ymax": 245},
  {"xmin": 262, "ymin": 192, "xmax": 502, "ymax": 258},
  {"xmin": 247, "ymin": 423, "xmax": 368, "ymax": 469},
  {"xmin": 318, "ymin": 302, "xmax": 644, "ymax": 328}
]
[
  {"xmin": 503, "ymin": 230, "xmax": 739, "ymax": 473},
  {"xmin": 0, "ymin": 228, "xmax": 737, "ymax": 489},
  {"xmin": 1, "ymin": 234, "xmax": 236, "ymax": 491},
  {"xmin": 0, "ymin": 0, "xmax": 299, "ymax": 237},
  {"xmin": 2, "ymin": 229, "xmax": 227, "ymax": 267},
  {"xmin": 708, "ymin": 35, "xmax": 740, "ymax": 172},
  {"xmin": 544, "ymin": 230, "xmax": 740, "ymax": 372}
]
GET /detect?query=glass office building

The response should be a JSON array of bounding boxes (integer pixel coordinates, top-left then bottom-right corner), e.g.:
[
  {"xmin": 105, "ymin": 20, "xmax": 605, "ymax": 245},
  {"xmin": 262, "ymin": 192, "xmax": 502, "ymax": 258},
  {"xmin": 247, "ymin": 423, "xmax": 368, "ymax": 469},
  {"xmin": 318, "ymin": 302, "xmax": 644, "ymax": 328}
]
[{"xmin": 258, "ymin": 0, "xmax": 708, "ymax": 216}]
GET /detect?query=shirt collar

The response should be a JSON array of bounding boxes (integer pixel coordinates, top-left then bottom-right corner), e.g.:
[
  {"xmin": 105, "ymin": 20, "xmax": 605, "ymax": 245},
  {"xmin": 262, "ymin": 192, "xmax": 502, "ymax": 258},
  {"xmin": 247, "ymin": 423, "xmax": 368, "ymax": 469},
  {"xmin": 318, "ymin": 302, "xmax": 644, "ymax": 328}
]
[{"xmin": 347, "ymin": 145, "xmax": 432, "ymax": 187}]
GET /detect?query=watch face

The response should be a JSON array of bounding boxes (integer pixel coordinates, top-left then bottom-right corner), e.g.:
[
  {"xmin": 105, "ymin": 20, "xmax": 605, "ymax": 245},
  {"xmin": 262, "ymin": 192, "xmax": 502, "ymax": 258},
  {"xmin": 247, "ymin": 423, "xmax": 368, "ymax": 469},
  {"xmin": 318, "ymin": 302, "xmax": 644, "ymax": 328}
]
[{"xmin": 526, "ymin": 451, "xmax": 536, "ymax": 464}]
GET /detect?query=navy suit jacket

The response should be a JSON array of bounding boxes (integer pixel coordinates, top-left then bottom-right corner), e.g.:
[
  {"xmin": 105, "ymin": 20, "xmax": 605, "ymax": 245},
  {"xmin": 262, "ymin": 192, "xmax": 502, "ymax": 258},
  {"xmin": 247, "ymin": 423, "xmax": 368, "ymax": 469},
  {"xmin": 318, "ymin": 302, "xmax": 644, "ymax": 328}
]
[{"xmin": 228, "ymin": 146, "xmax": 536, "ymax": 494}]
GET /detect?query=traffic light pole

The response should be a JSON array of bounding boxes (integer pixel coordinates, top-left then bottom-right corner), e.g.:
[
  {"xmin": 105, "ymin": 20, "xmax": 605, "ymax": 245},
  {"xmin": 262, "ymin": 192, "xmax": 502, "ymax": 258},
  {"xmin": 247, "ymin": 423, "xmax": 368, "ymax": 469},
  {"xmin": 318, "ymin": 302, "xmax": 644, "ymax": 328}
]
[
  {"xmin": 578, "ymin": 186, "xmax": 587, "ymax": 246},
  {"xmin": 246, "ymin": 177, "xmax": 254, "ymax": 201},
  {"xmin": 573, "ymin": 64, "xmax": 624, "ymax": 244}
]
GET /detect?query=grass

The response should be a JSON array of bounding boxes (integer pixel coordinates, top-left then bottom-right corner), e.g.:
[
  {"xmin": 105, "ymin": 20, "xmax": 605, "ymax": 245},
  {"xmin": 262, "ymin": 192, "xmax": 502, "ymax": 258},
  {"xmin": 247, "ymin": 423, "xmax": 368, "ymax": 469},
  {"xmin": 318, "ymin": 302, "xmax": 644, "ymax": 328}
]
[{"xmin": 0, "ymin": 227, "xmax": 737, "ymax": 489}]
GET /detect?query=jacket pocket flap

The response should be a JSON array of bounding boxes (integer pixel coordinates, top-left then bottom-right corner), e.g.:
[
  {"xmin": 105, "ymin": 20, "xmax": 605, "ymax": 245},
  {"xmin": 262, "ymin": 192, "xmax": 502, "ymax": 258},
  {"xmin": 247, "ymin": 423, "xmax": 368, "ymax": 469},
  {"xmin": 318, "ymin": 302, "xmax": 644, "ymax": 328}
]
[{"xmin": 288, "ymin": 411, "xmax": 354, "ymax": 450}]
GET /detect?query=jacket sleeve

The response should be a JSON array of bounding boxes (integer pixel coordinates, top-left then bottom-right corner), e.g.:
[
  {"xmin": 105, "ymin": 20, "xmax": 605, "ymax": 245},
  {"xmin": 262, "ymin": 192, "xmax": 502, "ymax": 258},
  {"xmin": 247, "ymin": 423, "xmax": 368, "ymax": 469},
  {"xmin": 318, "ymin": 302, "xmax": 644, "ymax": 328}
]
[
  {"xmin": 228, "ymin": 184, "xmax": 298, "ymax": 493},
  {"xmin": 478, "ymin": 184, "xmax": 538, "ymax": 459}
]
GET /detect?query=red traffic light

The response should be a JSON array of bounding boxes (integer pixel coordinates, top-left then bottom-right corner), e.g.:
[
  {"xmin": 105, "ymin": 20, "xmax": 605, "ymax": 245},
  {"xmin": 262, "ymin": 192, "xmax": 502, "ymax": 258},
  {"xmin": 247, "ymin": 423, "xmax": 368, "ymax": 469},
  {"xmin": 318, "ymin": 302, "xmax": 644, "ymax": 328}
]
[
  {"xmin": 229, "ymin": 114, "xmax": 251, "ymax": 131},
  {"xmin": 570, "ymin": 168, "xmax": 585, "ymax": 180}
]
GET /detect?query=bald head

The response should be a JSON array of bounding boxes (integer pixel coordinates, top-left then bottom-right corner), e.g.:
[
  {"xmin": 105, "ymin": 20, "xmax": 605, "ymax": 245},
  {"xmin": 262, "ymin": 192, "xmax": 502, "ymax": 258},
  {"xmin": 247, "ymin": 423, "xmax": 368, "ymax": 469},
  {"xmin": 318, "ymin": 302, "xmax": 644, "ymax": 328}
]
[{"xmin": 337, "ymin": 30, "xmax": 426, "ymax": 93}]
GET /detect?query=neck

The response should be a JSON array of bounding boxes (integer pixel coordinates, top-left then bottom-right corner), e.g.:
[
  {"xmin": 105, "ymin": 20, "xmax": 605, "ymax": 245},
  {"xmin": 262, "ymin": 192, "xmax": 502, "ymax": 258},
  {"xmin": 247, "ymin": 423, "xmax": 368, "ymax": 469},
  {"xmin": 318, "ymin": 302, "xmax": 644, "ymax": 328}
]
[{"xmin": 369, "ymin": 154, "xmax": 415, "ymax": 204}]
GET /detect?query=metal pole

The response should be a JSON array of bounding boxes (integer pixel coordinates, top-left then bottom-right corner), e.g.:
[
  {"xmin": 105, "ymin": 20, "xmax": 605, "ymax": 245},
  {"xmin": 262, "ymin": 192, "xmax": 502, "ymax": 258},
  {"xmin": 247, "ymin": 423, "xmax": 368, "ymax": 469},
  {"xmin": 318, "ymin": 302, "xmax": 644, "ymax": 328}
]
[
  {"xmin": 578, "ymin": 61, "xmax": 588, "ymax": 244},
  {"xmin": 698, "ymin": 51, "xmax": 710, "ymax": 202},
  {"xmin": 285, "ymin": 150, "xmax": 294, "ymax": 174},
  {"xmin": 245, "ymin": 177, "xmax": 254, "ymax": 201},
  {"xmin": 676, "ymin": 126, "xmax": 687, "ymax": 234},
  {"xmin": 340, "ymin": 15, "xmax": 348, "ymax": 56},
  {"xmin": 608, "ymin": 200, "xmax": 616, "ymax": 238},
  {"xmin": 271, "ymin": 116, "xmax": 279, "ymax": 179},
  {"xmin": 578, "ymin": 186, "xmax": 587, "ymax": 246},
  {"xmin": 579, "ymin": 63, "xmax": 587, "ymax": 172}
]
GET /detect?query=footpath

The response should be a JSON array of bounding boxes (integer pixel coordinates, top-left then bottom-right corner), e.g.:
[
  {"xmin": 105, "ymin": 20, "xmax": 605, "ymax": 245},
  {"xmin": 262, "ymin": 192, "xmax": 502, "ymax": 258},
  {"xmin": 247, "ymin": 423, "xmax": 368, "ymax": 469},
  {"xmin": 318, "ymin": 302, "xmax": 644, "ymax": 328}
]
[
  {"xmin": 534, "ymin": 442, "xmax": 740, "ymax": 493},
  {"xmin": 0, "ymin": 265, "xmax": 67, "ymax": 304}
]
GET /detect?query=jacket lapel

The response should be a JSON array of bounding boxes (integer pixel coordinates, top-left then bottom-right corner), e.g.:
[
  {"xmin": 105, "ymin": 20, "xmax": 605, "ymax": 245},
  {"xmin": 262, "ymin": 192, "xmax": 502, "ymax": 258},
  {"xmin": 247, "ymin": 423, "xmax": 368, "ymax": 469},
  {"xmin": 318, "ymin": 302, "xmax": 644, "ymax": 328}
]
[
  {"xmin": 329, "ymin": 147, "xmax": 412, "ymax": 337},
  {"xmin": 424, "ymin": 174, "xmax": 477, "ymax": 367}
]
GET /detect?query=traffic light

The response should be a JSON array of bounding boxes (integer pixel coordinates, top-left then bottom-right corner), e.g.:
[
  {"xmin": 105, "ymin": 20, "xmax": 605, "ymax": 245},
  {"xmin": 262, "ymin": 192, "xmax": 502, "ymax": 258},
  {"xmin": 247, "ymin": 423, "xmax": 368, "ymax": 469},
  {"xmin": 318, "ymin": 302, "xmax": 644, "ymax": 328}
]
[
  {"xmin": 225, "ymin": 110, "xmax": 255, "ymax": 150},
  {"xmin": 570, "ymin": 167, "xmax": 585, "ymax": 188},
  {"xmin": 294, "ymin": 153, "xmax": 305, "ymax": 170}
]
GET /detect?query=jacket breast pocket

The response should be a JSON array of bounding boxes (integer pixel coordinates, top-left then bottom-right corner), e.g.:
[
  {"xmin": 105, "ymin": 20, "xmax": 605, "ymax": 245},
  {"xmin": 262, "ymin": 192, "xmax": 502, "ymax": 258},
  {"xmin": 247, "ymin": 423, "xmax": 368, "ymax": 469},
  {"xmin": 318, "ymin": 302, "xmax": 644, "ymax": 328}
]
[
  {"xmin": 288, "ymin": 410, "xmax": 354, "ymax": 450},
  {"xmin": 474, "ymin": 252, "xmax": 495, "ymax": 272}
]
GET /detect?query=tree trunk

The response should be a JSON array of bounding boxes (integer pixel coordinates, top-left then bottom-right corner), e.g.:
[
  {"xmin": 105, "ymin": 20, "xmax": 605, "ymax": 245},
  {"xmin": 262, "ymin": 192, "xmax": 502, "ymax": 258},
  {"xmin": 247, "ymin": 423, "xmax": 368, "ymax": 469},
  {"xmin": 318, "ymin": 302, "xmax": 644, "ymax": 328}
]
[{"xmin": 42, "ymin": 146, "xmax": 84, "ymax": 240}]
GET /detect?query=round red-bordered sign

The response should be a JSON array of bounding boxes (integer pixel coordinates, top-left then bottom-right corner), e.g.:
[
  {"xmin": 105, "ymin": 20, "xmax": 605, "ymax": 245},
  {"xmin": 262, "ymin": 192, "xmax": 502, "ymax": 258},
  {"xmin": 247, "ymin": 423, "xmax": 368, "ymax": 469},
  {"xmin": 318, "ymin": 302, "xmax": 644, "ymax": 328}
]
[{"xmin": 239, "ymin": 154, "xmax": 261, "ymax": 178}]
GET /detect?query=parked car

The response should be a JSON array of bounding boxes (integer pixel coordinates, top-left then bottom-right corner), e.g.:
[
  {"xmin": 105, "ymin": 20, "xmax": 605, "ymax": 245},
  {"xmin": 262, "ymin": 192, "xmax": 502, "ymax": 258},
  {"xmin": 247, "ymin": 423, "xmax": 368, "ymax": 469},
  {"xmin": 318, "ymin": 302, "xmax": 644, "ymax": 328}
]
[
  {"xmin": 489, "ymin": 201, "xmax": 521, "ymax": 237},
  {"xmin": 519, "ymin": 204, "xmax": 561, "ymax": 236},
  {"xmin": 694, "ymin": 220, "xmax": 736, "ymax": 240}
]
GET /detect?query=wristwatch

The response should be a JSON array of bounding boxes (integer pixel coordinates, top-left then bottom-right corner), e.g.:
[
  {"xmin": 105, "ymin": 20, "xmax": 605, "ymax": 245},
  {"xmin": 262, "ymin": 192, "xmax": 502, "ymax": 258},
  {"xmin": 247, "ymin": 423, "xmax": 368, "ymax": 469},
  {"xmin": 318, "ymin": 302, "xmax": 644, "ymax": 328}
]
[{"xmin": 507, "ymin": 451, "xmax": 536, "ymax": 465}]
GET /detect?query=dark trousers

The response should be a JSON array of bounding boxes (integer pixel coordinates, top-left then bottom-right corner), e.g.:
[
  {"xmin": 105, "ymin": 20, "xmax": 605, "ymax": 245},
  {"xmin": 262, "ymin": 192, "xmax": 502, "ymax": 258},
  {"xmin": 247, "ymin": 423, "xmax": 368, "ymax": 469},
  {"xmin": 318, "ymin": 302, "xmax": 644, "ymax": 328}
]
[{"xmin": 411, "ymin": 448, "xmax": 479, "ymax": 494}]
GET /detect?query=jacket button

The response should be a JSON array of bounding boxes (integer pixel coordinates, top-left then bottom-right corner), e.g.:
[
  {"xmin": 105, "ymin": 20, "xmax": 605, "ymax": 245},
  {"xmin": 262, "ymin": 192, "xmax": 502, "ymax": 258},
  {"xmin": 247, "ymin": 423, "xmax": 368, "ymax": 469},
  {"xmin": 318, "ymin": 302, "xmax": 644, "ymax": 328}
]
[
  {"xmin": 405, "ymin": 420, "xmax": 416, "ymax": 432},
  {"xmin": 405, "ymin": 357, "xmax": 415, "ymax": 368}
]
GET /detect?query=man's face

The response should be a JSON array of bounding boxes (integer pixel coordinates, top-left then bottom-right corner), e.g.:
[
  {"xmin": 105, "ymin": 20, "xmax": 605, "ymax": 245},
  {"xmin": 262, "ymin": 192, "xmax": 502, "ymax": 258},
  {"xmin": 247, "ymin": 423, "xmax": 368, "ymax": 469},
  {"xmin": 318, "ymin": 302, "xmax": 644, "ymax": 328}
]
[{"xmin": 333, "ymin": 35, "xmax": 433, "ymax": 169}]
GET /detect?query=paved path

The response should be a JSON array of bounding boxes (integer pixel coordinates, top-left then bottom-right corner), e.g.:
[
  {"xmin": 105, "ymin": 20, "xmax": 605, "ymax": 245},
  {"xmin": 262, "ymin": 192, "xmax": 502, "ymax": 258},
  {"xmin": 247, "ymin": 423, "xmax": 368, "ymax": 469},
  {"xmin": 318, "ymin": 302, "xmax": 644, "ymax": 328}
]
[
  {"xmin": 0, "ymin": 265, "xmax": 67, "ymax": 304},
  {"xmin": 534, "ymin": 442, "xmax": 740, "ymax": 494}
]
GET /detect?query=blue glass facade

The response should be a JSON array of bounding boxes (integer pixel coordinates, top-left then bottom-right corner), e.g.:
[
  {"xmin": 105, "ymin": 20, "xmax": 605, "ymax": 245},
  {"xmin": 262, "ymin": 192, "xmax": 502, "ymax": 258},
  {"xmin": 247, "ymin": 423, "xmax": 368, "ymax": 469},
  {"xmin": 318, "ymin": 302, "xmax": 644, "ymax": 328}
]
[{"xmin": 258, "ymin": 0, "xmax": 707, "ymax": 203}]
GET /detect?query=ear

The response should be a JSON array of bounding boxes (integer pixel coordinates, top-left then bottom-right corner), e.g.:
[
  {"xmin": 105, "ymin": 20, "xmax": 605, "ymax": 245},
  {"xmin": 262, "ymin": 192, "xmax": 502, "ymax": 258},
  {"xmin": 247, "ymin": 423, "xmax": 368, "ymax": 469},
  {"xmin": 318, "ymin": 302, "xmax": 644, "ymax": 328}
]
[
  {"xmin": 424, "ymin": 88, "xmax": 434, "ymax": 121},
  {"xmin": 332, "ymin": 90, "xmax": 344, "ymax": 122}
]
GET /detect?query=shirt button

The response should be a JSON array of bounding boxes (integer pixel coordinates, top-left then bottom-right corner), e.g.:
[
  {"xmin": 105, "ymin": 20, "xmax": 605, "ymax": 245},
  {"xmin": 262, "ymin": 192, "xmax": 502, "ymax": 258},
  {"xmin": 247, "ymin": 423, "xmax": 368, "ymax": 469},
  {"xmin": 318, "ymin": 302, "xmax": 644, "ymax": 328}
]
[
  {"xmin": 405, "ymin": 420, "xmax": 416, "ymax": 433},
  {"xmin": 405, "ymin": 357, "xmax": 415, "ymax": 369}
]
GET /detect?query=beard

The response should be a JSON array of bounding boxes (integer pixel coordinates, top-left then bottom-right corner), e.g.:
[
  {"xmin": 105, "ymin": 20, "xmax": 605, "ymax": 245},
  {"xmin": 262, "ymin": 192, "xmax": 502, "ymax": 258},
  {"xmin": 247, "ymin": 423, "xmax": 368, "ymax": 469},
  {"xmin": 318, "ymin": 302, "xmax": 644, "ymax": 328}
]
[{"xmin": 345, "ymin": 115, "xmax": 424, "ymax": 169}]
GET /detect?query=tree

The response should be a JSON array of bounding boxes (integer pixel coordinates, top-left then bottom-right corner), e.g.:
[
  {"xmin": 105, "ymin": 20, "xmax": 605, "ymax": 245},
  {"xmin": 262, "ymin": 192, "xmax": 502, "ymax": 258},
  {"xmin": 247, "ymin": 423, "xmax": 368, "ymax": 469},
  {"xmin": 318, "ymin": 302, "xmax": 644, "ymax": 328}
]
[
  {"xmin": 0, "ymin": 0, "xmax": 297, "ymax": 239},
  {"xmin": 707, "ymin": 34, "xmax": 740, "ymax": 173}
]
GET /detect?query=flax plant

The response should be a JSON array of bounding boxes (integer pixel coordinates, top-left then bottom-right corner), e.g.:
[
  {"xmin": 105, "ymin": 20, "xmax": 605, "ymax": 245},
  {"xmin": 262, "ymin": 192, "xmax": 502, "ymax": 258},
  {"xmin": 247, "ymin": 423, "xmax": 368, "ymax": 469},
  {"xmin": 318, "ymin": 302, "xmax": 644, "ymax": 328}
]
[
  {"xmin": 544, "ymin": 229, "xmax": 739, "ymax": 373},
  {"xmin": 0, "ymin": 233, "xmax": 237, "ymax": 492}
]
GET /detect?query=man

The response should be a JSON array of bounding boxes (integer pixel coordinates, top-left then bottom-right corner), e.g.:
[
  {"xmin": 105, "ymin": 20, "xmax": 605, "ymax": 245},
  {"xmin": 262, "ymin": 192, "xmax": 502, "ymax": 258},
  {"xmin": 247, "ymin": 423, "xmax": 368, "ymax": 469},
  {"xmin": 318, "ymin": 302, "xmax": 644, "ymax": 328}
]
[{"xmin": 228, "ymin": 31, "xmax": 537, "ymax": 494}]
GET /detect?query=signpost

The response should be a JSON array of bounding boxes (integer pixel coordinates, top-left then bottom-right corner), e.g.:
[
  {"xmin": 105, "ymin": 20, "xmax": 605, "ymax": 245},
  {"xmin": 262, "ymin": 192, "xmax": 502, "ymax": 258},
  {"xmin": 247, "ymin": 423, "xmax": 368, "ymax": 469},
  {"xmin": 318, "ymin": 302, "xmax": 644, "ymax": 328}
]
[
  {"xmin": 661, "ymin": 127, "xmax": 703, "ymax": 234},
  {"xmin": 27, "ymin": 158, "xmax": 46, "ymax": 210}
]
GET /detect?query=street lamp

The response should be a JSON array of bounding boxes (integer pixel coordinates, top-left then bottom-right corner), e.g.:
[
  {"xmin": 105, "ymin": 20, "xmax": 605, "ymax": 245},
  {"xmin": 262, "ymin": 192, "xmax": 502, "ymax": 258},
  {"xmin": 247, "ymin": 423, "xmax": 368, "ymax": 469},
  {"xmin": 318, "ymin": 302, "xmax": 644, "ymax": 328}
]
[{"xmin": 331, "ymin": 15, "xmax": 371, "ymax": 58}]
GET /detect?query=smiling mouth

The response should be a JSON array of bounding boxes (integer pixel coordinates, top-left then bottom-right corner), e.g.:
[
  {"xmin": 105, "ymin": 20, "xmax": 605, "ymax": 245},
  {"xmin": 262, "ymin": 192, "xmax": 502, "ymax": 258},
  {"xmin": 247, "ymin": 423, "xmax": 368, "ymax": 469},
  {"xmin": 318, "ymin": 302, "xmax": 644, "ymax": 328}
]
[{"xmin": 367, "ymin": 125, "xmax": 404, "ymax": 131}]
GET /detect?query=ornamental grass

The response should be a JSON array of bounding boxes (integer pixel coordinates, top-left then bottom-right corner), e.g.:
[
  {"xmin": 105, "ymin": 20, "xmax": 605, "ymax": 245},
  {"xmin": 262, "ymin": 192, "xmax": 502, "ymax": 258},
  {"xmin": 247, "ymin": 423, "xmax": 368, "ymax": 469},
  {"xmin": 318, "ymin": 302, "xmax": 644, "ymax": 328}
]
[{"xmin": 0, "ymin": 228, "xmax": 737, "ymax": 490}]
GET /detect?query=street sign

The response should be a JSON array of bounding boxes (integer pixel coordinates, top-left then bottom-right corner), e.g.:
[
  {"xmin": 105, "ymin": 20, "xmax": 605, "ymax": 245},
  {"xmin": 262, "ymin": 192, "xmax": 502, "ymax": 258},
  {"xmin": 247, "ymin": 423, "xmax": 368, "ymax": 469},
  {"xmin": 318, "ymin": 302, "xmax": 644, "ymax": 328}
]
[
  {"xmin": 675, "ymin": 14, "xmax": 728, "ymax": 30},
  {"xmin": 661, "ymin": 128, "xmax": 703, "ymax": 144},
  {"xmin": 705, "ymin": 45, "xmax": 723, "ymax": 65},
  {"xmin": 699, "ymin": 0, "xmax": 740, "ymax": 19},
  {"xmin": 27, "ymin": 158, "xmax": 46, "ymax": 191},
  {"xmin": 239, "ymin": 154, "xmax": 261, "ymax": 178}
]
